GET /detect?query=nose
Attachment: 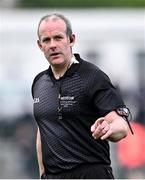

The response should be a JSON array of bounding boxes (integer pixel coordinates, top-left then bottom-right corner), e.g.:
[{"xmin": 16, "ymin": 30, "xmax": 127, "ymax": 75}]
[{"xmin": 49, "ymin": 39, "xmax": 56, "ymax": 48}]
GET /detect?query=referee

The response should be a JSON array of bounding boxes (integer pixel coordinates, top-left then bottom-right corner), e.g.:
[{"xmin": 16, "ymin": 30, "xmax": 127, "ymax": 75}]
[{"xmin": 32, "ymin": 13, "xmax": 132, "ymax": 179}]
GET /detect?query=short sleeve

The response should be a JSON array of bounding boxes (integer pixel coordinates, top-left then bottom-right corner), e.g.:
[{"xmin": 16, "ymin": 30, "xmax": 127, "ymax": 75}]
[{"xmin": 89, "ymin": 70, "xmax": 125, "ymax": 116}]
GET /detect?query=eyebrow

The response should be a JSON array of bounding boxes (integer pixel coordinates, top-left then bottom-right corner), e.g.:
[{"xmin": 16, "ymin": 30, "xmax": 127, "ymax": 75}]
[{"xmin": 41, "ymin": 33, "xmax": 64, "ymax": 40}]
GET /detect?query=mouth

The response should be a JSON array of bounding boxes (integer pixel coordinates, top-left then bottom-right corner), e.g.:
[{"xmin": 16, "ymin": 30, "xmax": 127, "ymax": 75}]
[{"xmin": 50, "ymin": 52, "xmax": 61, "ymax": 57}]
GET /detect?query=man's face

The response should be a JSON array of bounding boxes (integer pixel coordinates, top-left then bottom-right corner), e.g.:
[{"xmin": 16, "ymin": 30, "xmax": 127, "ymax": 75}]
[{"xmin": 37, "ymin": 18, "xmax": 75, "ymax": 67}]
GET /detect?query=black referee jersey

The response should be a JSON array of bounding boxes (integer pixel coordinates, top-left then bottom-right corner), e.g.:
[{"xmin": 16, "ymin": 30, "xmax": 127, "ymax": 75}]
[{"xmin": 32, "ymin": 53, "xmax": 126, "ymax": 174}]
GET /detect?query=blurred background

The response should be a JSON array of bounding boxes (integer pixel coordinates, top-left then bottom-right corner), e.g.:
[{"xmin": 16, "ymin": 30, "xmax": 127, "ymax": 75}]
[{"xmin": 0, "ymin": 0, "xmax": 145, "ymax": 178}]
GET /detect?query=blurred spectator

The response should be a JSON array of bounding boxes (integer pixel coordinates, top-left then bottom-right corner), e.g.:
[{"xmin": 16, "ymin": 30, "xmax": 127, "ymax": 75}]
[
  {"xmin": 135, "ymin": 85, "xmax": 145, "ymax": 126},
  {"xmin": 0, "ymin": 113, "xmax": 39, "ymax": 178},
  {"xmin": 14, "ymin": 113, "xmax": 38, "ymax": 178},
  {"xmin": 117, "ymin": 122, "xmax": 145, "ymax": 179}
]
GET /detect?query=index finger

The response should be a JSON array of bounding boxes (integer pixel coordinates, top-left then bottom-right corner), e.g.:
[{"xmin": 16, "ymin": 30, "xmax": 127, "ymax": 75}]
[{"xmin": 91, "ymin": 117, "xmax": 105, "ymax": 132}]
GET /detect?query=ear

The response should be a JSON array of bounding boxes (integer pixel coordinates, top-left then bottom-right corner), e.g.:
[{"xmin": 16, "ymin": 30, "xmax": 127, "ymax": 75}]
[
  {"xmin": 37, "ymin": 39, "xmax": 43, "ymax": 51},
  {"xmin": 69, "ymin": 34, "xmax": 75, "ymax": 47}
]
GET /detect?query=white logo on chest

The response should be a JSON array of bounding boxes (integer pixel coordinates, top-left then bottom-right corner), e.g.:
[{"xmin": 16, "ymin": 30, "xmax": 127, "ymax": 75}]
[{"xmin": 33, "ymin": 97, "xmax": 40, "ymax": 103}]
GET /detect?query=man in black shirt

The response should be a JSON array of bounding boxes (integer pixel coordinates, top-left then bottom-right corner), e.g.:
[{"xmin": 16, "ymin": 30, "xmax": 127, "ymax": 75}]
[{"xmin": 32, "ymin": 13, "xmax": 131, "ymax": 179}]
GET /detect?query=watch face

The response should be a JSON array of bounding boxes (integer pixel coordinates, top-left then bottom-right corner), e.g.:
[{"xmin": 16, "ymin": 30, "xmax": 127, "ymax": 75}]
[
  {"xmin": 116, "ymin": 107, "xmax": 129, "ymax": 117},
  {"xmin": 116, "ymin": 107, "xmax": 134, "ymax": 134}
]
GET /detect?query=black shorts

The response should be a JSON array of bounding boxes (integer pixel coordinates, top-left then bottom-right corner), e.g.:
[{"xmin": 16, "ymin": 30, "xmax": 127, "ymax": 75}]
[{"xmin": 41, "ymin": 164, "xmax": 114, "ymax": 179}]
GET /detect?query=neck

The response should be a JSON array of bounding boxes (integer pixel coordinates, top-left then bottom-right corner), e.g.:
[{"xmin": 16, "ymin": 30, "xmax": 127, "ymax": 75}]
[{"xmin": 51, "ymin": 60, "xmax": 72, "ymax": 80}]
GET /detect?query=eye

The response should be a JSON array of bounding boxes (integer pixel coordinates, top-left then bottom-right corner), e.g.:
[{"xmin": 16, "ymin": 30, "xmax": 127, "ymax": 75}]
[
  {"xmin": 55, "ymin": 35, "xmax": 63, "ymax": 41},
  {"xmin": 42, "ymin": 37, "xmax": 50, "ymax": 43}
]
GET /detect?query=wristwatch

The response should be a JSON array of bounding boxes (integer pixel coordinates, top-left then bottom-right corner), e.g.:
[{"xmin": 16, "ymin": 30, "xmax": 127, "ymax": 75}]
[
  {"xmin": 116, "ymin": 107, "xmax": 134, "ymax": 134},
  {"xmin": 116, "ymin": 107, "xmax": 130, "ymax": 118}
]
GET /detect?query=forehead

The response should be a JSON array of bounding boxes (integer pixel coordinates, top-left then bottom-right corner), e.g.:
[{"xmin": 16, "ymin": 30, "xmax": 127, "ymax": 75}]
[{"xmin": 39, "ymin": 18, "xmax": 67, "ymax": 36}]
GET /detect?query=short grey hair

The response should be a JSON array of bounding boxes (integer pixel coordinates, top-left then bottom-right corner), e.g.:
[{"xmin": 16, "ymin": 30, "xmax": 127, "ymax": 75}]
[{"xmin": 37, "ymin": 13, "xmax": 73, "ymax": 39}]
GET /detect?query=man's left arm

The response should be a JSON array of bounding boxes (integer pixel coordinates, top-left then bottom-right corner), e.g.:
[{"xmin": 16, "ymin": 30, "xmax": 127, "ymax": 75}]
[{"xmin": 91, "ymin": 111, "xmax": 129, "ymax": 142}]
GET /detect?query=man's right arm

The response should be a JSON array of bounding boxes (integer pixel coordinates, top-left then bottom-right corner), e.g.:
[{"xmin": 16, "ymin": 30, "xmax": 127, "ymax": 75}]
[{"xmin": 36, "ymin": 128, "xmax": 45, "ymax": 177}]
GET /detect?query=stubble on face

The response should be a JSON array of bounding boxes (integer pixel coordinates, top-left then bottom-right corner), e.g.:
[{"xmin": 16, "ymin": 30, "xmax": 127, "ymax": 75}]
[{"xmin": 38, "ymin": 18, "xmax": 72, "ymax": 68}]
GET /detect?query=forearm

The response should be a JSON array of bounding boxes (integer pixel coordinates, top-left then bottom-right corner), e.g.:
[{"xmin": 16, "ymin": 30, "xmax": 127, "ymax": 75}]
[{"xmin": 36, "ymin": 128, "xmax": 45, "ymax": 177}]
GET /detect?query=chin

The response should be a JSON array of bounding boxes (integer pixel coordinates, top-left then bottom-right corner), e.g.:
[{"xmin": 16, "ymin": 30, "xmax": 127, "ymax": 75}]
[{"xmin": 51, "ymin": 59, "xmax": 65, "ymax": 67}]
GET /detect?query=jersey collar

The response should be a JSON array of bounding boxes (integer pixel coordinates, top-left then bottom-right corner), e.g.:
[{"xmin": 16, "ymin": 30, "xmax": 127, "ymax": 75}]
[{"xmin": 47, "ymin": 53, "xmax": 82, "ymax": 79}]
